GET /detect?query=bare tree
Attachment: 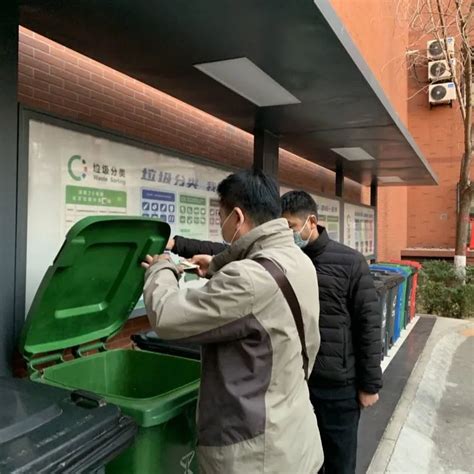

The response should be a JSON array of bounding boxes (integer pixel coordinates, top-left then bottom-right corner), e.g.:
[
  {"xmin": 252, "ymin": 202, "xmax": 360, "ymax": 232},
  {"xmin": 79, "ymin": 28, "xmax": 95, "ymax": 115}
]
[{"xmin": 397, "ymin": 0, "xmax": 472, "ymax": 273}]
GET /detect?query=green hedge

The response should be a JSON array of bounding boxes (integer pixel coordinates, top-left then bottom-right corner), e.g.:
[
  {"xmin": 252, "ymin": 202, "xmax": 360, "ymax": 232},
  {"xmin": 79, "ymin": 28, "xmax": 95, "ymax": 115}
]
[{"xmin": 417, "ymin": 261, "xmax": 474, "ymax": 319}]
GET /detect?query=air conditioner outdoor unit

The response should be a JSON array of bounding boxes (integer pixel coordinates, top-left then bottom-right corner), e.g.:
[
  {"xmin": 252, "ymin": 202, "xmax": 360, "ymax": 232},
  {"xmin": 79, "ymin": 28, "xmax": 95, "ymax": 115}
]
[
  {"xmin": 428, "ymin": 59, "xmax": 456, "ymax": 81},
  {"xmin": 429, "ymin": 82, "xmax": 456, "ymax": 104},
  {"xmin": 427, "ymin": 37, "xmax": 455, "ymax": 60}
]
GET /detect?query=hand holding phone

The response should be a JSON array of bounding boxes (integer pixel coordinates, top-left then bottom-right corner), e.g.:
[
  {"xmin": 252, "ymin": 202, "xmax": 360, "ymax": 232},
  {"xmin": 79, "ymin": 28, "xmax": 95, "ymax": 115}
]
[
  {"xmin": 179, "ymin": 258, "xmax": 200, "ymax": 272},
  {"xmin": 188, "ymin": 255, "xmax": 212, "ymax": 278}
]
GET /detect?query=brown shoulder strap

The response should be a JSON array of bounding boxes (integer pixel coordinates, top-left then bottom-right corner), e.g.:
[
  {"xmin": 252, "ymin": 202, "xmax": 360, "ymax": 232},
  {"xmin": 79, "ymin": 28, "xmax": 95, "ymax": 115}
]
[{"xmin": 254, "ymin": 257, "xmax": 309, "ymax": 380}]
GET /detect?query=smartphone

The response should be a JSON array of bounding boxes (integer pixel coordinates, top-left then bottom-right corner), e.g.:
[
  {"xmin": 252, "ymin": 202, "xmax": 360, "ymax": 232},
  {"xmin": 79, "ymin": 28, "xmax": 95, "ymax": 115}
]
[{"xmin": 179, "ymin": 259, "xmax": 200, "ymax": 272}]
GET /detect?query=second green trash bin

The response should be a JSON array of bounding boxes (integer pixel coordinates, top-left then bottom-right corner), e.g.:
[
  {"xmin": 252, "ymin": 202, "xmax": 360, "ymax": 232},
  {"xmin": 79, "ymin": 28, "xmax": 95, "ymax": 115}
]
[
  {"xmin": 19, "ymin": 216, "xmax": 201, "ymax": 474},
  {"xmin": 380, "ymin": 262, "xmax": 416, "ymax": 327}
]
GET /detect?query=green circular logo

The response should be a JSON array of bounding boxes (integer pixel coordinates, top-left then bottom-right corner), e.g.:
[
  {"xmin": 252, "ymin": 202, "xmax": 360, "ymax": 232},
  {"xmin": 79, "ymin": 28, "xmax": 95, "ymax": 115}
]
[{"xmin": 68, "ymin": 155, "xmax": 87, "ymax": 181}]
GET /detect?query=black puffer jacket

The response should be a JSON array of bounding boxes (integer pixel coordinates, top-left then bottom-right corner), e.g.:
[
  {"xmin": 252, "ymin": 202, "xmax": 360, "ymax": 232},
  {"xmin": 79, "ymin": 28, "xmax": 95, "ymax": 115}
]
[
  {"xmin": 173, "ymin": 236, "xmax": 227, "ymax": 257},
  {"xmin": 304, "ymin": 227, "xmax": 382, "ymax": 394},
  {"xmin": 171, "ymin": 227, "xmax": 382, "ymax": 394}
]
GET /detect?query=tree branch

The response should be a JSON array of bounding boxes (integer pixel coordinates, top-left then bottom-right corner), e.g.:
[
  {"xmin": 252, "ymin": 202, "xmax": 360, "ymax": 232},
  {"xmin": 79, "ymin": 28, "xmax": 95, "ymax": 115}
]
[
  {"xmin": 434, "ymin": 0, "xmax": 467, "ymax": 120},
  {"xmin": 454, "ymin": 0, "xmax": 473, "ymax": 52}
]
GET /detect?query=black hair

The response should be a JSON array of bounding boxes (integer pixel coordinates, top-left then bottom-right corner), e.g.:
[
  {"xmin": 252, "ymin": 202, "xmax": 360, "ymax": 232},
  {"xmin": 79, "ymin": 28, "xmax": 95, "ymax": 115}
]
[
  {"xmin": 217, "ymin": 169, "xmax": 281, "ymax": 225},
  {"xmin": 281, "ymin": 190, "xmax": 319, "ymax": 219}
]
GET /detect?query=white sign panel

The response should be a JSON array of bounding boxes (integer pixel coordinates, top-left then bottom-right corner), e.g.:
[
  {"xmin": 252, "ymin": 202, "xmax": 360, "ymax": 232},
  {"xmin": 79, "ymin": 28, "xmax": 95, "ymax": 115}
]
[
  {"xmin": 343, "ymin": 203, "xmax": 376, "ymax": 257},
  {"xmin": 26, "ymin": 120, "xmax": 229, "ymax": 311},
  {"xmin": 310, "ymin": 194, "xmax": 340, "ymax": 242}
]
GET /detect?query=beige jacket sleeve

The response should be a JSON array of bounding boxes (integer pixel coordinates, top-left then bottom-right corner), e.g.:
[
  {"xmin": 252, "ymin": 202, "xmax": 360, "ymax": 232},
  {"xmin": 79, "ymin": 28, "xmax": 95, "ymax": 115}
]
[{"xmin": 143, "ymin": 260, "xmax": 255, "ymax": 342}]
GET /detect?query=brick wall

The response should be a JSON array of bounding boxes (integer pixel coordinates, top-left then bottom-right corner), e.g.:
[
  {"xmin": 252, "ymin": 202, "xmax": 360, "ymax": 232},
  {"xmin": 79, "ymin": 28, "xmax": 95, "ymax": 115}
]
[
  {"xmin": 377, "ymin": 187, "xmax": 408, "ymax": 260},
  {"xmin": 107, "ymin": 316, "xmax": 151, "ymax": 350},
  {"xmin": 405, "ymin": 26, "xmax": 468, "ymax": 249},
  {"xmin": 330, "ymin": 0, "xmax": 411, "ymax": 260},
  {"xmin": 407, "ymin": 145, "xmax": 464, "ymax": 248},
  {"xmin": 330, "ymin": 0, "xmax": 409, "ymax": 127},
  {"xmin": 330, "ymin": 0, "xmax": 474, "ymax": 255},
  {"xmin": 18, "ymin": 27, "xmax": 363, "ymax": 202},
  {"xmin": 13, "ymin": 316, "xmax": 151, "ymax": 378}
]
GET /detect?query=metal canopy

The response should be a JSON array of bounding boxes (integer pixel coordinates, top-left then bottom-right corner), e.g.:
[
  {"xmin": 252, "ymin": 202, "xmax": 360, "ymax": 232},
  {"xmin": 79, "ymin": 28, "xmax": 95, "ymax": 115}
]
[{"xmin": 19, "ymin": 0, "xmax": 438, "ymax": 186}]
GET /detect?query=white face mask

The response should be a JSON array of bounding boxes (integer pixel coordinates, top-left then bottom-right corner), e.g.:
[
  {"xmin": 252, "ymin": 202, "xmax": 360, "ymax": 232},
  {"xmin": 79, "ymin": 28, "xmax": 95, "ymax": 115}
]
[
  {"xmin": 293, "ymin": 216, "xmax": 314, "ymax": 249},
  {"xmin": 220, "ymin": 209, "xmax": 243, "ymax": 245}
]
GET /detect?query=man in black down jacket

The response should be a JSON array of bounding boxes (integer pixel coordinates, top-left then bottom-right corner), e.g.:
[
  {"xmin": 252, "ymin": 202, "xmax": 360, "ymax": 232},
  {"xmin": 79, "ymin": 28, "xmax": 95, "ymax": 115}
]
[{"xmin": 166, "ymin": 190, "xmax": 382, "ymax": 474}]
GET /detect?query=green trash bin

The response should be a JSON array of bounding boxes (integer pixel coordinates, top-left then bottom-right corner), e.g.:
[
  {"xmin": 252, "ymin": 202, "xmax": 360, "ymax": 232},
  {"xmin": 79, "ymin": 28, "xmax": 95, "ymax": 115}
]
[{"xmin": 19, "ymin": 216, "xmax": 201, "ymax": 474}]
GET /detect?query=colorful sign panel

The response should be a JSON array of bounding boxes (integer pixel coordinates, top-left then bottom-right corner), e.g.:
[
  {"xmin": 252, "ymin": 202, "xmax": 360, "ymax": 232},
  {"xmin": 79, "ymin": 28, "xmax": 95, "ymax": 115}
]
[
  {"xmin": 26, "ymin": 119, "xmax": 229, "ymax": 311},
  {"xmin": 343, "ymin": 203, "xmax": 376, "ymax": 257}
]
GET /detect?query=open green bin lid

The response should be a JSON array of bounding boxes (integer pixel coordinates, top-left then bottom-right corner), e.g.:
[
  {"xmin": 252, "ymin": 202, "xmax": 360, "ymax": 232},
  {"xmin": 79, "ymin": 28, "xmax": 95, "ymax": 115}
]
[{"xmin": 20, "ymin": 216, "xmax": 170, "ymax": 359}]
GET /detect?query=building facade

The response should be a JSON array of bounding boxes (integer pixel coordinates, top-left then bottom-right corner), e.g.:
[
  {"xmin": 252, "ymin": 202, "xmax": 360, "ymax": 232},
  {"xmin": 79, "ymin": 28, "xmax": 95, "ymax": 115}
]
[
  {"xmin": 18, "ymin": 2, "xmax": 471, "ymax": 263},
  {"xmin": 332, "ymin": 0, "xmax": 472, "ymax": 260},
  {"xmin": 2, "ymin": 0, "xmax": 471, "ymax": 377}
]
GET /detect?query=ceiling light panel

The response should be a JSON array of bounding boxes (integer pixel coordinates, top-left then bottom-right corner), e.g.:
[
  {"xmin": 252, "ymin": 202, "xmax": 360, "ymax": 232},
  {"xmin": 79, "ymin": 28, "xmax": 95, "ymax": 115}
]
[
  {"xmin": 194, "ymin": 57, "xmax": 301, "ymax": 107},
  {"xmin": 331, "ymin": 147, "xmax": 376, "ymax": 161},
  {"xmin": 378, "ymin": 176, "xmax": 405, "ymax": 183}
]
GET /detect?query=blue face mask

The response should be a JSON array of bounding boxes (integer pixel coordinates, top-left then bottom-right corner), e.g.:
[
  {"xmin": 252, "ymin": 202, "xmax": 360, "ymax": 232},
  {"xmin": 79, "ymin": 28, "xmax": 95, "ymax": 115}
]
[
  {"xmin": 293, "ymin": 232, "xmax": 310, "ymax": 249},
  {"xmin": 293, "ymin": 217, "xmax": 313, "ymax": 249}
]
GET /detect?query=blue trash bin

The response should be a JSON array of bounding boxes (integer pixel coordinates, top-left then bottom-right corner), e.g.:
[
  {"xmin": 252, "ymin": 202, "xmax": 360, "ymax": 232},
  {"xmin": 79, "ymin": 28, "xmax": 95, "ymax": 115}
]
[
  {"xmin": 370, "ymin": 265, "xmax": 410, "ymax": 343},
  {"xmin": 371, "ymin": 271, "xmax": 405, "ymax": 348}
]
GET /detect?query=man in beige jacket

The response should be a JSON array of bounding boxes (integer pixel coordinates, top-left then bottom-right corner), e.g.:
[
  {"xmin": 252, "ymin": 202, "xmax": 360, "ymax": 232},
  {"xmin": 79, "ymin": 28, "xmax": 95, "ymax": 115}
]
[{"xmin": 142, "ymin": 169, "xmax": 323, "ymax": 473}]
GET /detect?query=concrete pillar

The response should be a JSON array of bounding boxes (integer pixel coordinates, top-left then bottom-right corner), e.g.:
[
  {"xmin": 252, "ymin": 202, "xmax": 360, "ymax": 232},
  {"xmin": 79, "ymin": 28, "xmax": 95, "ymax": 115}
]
[
  {"xmin": 0, "ymin": 3, "xmax": 19, "ymax": 375},
  {"xmin": 336, "ymin": 161, "xmax": 344, "ymax": 198},
  {"xmin": 253, "ymin": 128, "xmax": 279, "ymax": 178},
  {"xmin": 371, "ymin": 178, "xmax": 378, "ymax": 208}
]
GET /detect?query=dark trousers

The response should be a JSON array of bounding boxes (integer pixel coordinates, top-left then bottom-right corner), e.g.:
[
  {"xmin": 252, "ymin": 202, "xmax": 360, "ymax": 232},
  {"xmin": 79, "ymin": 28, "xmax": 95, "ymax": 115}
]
[{"xmin": 310, "ymin": 388, "xmax": 361, "ymax": 474}]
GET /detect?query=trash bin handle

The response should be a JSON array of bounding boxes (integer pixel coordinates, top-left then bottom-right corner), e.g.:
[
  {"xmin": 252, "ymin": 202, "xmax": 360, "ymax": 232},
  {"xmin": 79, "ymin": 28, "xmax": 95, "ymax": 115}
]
[{"xmin": 71, "ymin": 389, "xmax": 107, "ymax": 409}]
